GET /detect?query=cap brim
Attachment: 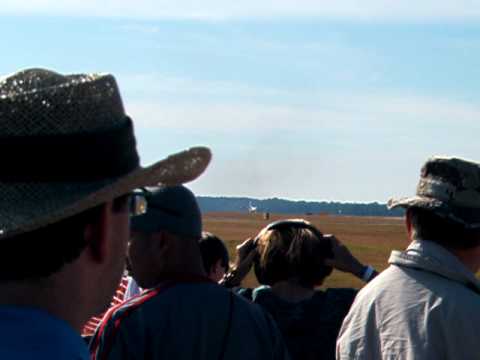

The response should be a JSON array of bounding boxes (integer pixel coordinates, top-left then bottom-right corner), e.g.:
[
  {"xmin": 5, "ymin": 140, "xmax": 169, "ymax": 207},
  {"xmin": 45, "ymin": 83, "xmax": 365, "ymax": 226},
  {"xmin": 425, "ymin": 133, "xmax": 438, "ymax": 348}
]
[
  {"xmin": 388, "ymin": 195, "xmax": 480, "ymax": 228},
  {"xmin": 0, "ymin": 146, "xmax": 211, "ymax": 239},
  {"xmin": 387, "ymin": 195, "xmax": 444, "ymax": 210}
]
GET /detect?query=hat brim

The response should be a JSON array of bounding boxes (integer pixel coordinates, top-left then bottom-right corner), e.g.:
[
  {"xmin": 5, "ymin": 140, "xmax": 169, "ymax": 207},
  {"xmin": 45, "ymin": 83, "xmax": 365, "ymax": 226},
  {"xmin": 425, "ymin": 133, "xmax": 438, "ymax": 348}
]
[
  {"xmin": 387, "ymin": 195, "xmax": 444, "ymax": 211},
  {"xmin": 0, "ymin": 146, "xmax": 211, "ymax": 239},
  {"xmin": 388, "ymin": 195, "xmax": 480, "ymax": 228}
]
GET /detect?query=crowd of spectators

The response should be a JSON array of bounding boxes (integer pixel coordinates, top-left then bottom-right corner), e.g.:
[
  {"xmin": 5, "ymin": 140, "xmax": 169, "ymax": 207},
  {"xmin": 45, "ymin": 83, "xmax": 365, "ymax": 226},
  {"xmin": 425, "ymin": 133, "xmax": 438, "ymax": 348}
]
[{"xmin": 1, "ymin": 67, "xmax": 480, "ymax": 360}]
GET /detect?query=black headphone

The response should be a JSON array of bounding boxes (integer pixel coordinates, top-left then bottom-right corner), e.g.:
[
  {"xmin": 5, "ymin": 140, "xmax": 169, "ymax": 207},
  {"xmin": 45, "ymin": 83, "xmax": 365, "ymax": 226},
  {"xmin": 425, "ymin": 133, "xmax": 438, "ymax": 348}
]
[
  {"xmin": 258, "ymin": 218, "xmax": 325, "ymax": 242},
  {"xmin": 253, "ymin": 219, "xmax": 333, "ymax": 286}
]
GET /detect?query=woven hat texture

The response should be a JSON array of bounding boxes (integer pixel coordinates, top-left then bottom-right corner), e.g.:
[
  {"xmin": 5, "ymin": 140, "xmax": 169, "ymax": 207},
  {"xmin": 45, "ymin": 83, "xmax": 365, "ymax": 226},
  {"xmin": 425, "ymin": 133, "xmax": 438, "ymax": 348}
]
[{"xmin": 0, "ymin": 68, "xmax": 211, "ymax": 239}]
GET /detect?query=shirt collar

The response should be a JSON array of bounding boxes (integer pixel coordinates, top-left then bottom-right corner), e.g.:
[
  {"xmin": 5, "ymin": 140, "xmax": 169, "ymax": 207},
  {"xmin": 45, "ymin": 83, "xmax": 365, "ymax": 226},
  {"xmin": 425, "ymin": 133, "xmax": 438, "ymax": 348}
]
[{"xmin": 389, "ymin": 240, "xmax": 480, "ymax": 293}]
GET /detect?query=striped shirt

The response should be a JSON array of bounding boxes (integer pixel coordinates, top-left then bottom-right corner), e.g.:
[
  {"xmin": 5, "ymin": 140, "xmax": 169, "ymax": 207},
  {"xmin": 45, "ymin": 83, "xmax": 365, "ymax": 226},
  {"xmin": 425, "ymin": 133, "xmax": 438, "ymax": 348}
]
[{"xmin": 82, "ymin": 276, "xmax": 130, "ymax": 337}]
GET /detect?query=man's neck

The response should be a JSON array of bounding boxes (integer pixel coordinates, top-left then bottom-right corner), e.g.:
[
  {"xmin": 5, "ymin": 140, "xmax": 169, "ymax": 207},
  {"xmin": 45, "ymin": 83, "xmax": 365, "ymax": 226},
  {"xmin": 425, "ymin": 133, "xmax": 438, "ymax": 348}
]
[
  {"xmin": 166, "ymin": 242, "xmax": 207, "ymax": 278},
  {"xmin": 449, "ymin": 246, "xmax": 480, "ymax": 274},
  {"xmin": 0, "ymin": 280, "xmax": 86, "ymax": 332},
  {"xmin": 0, "ymin": 257, "xmax": 108, "ymax": 333}
]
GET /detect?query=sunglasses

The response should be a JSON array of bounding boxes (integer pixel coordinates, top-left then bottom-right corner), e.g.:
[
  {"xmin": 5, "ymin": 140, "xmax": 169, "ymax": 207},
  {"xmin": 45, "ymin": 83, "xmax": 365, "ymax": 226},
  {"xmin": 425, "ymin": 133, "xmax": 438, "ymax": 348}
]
[
  {"xmin": 128, "ymin": 191, "xmax": 148, "ymax": 217},
  {"xmin": 130, "ymin": 187, "xmax": 184, "ymax": 218}
]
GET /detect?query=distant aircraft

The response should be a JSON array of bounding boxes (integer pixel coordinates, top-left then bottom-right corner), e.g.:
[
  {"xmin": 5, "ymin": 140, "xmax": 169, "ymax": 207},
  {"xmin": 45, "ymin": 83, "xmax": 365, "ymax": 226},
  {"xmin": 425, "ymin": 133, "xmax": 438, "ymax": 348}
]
[{"xmin": 248, "ymin": 201, "xmax": 258, "ymax": 213}]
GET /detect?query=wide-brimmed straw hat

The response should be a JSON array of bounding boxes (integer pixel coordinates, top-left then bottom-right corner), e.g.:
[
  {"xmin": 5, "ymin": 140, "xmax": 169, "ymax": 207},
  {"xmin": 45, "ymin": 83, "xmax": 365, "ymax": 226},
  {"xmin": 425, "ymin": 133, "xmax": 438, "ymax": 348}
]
[
  {"xmin": 0, "ymin": 68, "xmax": 211, "ymax": 239},
  {"xmin": 388, "ymin": 156, "xmax": 480, "ymax": 228}
]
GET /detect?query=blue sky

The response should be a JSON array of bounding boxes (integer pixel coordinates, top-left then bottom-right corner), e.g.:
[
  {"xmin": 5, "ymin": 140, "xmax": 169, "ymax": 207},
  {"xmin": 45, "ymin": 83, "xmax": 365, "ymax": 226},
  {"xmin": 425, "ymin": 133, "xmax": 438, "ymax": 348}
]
[{"xmin": 2, "ymin": 1, "xmax": 480, "ymax": 202}]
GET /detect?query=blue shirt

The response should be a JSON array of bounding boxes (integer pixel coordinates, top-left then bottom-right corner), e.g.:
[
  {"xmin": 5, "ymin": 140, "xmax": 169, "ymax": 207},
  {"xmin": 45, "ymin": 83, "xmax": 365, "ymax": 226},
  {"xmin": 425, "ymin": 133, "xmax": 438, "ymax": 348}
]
[{"xmin": 0, "ymin": 306, "xmax": 89, "ymax": 360}]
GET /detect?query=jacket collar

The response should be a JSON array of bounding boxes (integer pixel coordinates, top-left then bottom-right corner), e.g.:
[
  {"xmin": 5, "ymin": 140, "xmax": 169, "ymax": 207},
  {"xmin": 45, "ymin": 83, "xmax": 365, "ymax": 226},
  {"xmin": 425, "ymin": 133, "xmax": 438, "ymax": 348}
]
[{"xmin": 389, "ymin": 240, "xmax": 480, "ymax": 293}]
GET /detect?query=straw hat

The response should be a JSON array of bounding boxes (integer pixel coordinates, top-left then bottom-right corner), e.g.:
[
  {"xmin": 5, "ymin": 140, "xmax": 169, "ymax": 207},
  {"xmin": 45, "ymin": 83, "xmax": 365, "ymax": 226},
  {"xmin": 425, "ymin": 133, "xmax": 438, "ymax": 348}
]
[{"xmin": 0, "ymin": 68, "xmax": 211, "ymax": 239}]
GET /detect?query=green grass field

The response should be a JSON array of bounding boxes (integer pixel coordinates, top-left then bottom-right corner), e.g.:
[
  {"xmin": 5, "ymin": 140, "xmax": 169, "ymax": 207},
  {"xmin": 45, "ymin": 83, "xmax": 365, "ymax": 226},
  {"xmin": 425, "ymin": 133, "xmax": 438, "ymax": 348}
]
[{"xmin": 203, "ymin": 212, "xmax": 407, "ymax": 289}]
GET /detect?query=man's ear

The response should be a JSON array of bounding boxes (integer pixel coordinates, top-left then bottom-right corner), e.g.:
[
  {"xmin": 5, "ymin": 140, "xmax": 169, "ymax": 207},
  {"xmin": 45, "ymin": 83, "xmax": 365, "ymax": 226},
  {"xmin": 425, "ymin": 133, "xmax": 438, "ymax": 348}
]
[
  {"xmin": 84, "ymin": 203, "xmax": 110, "ymax": 263},
  {"xmin": 206, "ymin": 261, "xmax": 217, "ymax": 278},
  {"xmin": 212, "ymin": 259, "xmax": 224, "ymax": 276},
  {"xmin": 406, "ymin": 208, "xmax": 413, "ymax": 240},
  {"xmin": 150, "ymin": 231, "xmax": 171, "ymax": 258}
]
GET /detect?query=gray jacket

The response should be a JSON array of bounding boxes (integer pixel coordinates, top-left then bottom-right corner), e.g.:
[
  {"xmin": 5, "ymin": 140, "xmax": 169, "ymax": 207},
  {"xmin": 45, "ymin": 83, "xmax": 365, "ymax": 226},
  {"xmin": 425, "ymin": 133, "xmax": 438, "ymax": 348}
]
[{"xmin": 336, "ymin": 240, "xmax": 480, "ymax": 360}]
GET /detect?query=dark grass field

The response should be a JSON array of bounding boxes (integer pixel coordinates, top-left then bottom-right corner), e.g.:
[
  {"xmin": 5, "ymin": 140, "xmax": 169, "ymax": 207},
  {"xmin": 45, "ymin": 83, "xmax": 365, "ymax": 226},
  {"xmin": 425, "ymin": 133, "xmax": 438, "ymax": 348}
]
[{"xmin": 203, "ymin": 212, "xmax": 407, "ymax": 289}]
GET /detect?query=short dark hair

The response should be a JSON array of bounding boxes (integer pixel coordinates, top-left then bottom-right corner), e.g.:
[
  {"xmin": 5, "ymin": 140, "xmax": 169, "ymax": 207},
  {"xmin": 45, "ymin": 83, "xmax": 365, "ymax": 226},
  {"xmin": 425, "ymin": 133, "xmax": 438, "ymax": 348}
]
[
  {"xmin": 198, "ymin": 232, "xmax": 229, "ymax": 274},
  {"xmin": 408, "ymin": 207, "xmax": 480, "ymax": 250},
  {"xmin": 254, "ymin": 227, "xmax": 333, "ymax": 288},
  {"xmin": 0, "ymin": 195, "xmax": 129, "ymax": 282}
]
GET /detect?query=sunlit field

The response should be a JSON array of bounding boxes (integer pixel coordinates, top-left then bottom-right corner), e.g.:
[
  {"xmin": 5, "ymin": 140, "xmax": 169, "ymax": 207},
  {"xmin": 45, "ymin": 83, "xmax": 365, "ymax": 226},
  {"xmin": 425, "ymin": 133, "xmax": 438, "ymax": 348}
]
[{"xmin": 203, "ymin": 212, "xmax": 407, "ymax": 289}]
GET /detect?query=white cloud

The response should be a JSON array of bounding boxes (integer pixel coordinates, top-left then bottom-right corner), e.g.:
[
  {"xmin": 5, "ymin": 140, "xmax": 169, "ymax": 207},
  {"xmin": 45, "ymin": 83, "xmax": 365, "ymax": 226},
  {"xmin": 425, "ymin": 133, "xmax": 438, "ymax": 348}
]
[
  {"xmin": 118, "ymin": 73, "xmax": 289, "ymax": 101},
  {"xmin": 117, "ymin": 73, "xmax": 480, "ymax": 160},
  {"xmin": 126, "ymin": 94, "xmax": 480, "ymax": 133},
  {"xmin": 121, "ymin": 75, "xmax": 480, "ymax": 202},
  {"xmin": 2, "ymin": 0, "xmax": 480, "ymax": 21},
  {"xmin": 175, "ymin": 91, "xmax": 480, "ymax": 201}
]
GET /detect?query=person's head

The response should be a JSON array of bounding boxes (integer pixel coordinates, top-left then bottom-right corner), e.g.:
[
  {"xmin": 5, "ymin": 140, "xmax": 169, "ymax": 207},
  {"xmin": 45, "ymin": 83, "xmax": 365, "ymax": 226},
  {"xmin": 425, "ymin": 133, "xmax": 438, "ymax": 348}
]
[
  {"xmin": 389, "ymin": 156, "xmax": 480, "ymax": 250},
  {"xmin": 406, "ymin": 207, "xmax": 480, "ymax": 250},
  {"xmin": 253, "ymin": 219, "xmax": 333, "ymax": 289},
  {"xmin": 0, "ymin": 68, "xmax": 211, "ymax": 326},
  {"xmin": 128, "ymin": 185, "xmax": 204, "ymax": 288},
  {"xmin": 199, "ymin": 232, "xmax": 229, "ymax": 282}
]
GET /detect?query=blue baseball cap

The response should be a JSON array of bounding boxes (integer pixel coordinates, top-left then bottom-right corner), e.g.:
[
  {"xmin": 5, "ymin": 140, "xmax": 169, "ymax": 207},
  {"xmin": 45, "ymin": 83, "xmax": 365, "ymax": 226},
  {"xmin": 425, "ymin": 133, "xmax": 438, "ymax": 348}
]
[{"xmin": 131, "ymin": 185, "xmax": 202, "ymax": 238}]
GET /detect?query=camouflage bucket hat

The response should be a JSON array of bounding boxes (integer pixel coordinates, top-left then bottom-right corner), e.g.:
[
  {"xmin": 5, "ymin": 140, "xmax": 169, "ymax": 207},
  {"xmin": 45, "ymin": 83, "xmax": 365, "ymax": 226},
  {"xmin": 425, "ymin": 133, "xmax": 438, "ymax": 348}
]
[
  {"xmin": 388, "ymin": 156, "xmax": 480, "ymax": 228},
  {"xmin": 0, "ymin": 68, "xmax": 211, "ymax": 239}
]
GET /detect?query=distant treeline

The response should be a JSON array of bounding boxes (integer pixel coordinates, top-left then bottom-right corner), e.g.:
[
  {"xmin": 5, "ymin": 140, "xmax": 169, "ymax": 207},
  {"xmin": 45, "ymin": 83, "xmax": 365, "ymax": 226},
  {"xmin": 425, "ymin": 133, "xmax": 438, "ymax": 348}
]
[{"xmin": 197, "ymin": 196, "xmax": 405, "ymax": 217}]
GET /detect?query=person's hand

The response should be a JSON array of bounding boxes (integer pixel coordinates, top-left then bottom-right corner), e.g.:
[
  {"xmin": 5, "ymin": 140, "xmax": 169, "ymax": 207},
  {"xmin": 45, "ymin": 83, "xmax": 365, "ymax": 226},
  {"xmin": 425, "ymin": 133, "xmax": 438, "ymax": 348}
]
[
  {"xmin": 324, "ymin": 235, "xmax": 366, "ymax": 278},
  {"xmin": 233, "ymin": 237, "xmax": 257, "ymax": 277},
  {"xmin": 220, "ymin": 237, "xmax": 257, "ymax": 288},
  {"xmin": 236, "ymin": 237, "xmax": 256, "ymax": 262}
]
